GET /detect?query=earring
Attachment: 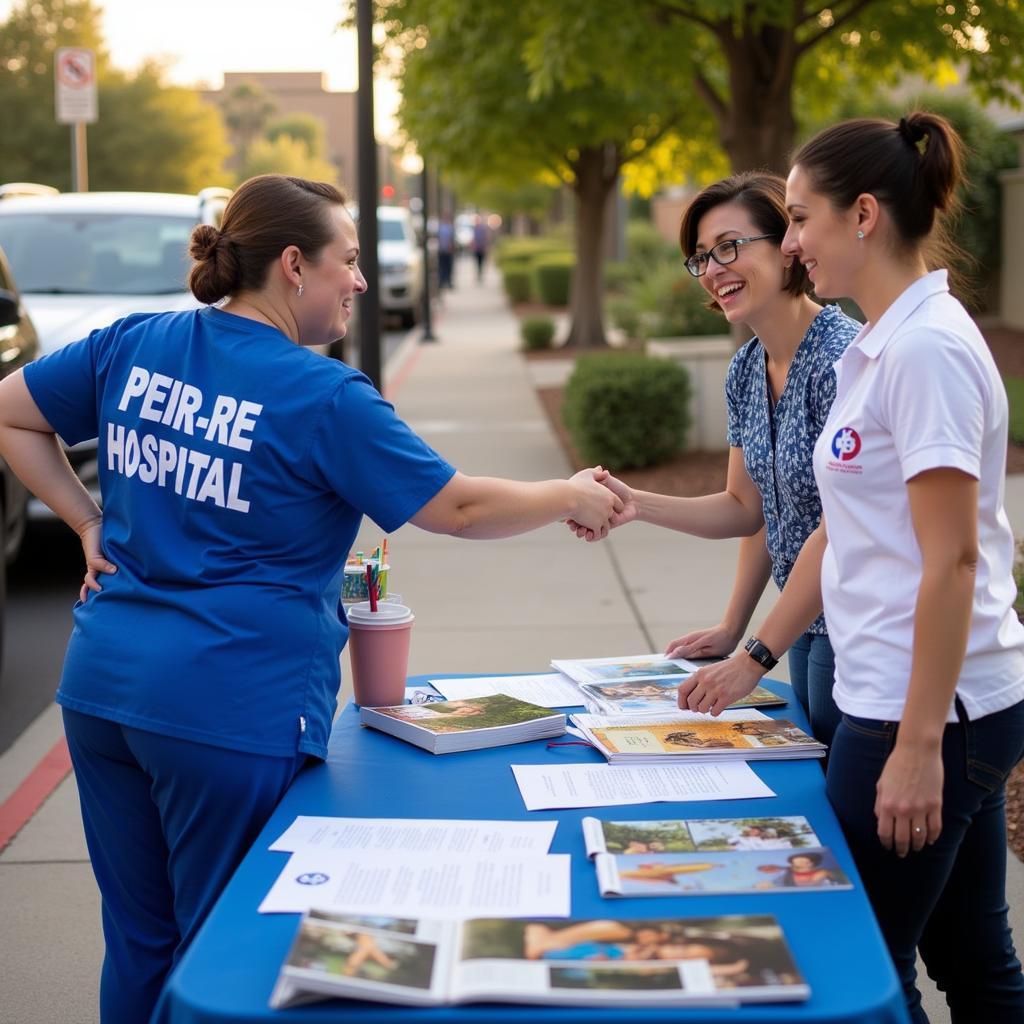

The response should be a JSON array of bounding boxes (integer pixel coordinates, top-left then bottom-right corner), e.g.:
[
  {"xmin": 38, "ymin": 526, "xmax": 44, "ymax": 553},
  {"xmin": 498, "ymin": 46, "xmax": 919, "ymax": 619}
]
[
  {"xmin": 856, "ymin": 230, "xmax": 865, "ymax": 240},
  {"xmin": 297, "ymin": 283, "xmax": 304, "ymax": 297}
]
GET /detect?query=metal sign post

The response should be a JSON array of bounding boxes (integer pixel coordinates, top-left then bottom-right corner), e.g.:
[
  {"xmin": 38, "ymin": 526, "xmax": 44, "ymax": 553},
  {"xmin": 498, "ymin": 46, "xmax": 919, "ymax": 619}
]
[{"xmin": 55, "ymin": 47, "xmax": 97, "ymax": 192}]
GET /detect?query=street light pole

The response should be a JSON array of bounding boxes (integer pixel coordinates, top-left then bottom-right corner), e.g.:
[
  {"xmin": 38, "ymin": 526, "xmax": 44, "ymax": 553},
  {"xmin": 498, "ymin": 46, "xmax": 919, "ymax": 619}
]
[
  {"xmin": 356, "ymin": 0, "xmax": 381, "ymax": 390},
  {"xmin": 420, "ymin": 163, "xmax": 436, "ymax": 342}
]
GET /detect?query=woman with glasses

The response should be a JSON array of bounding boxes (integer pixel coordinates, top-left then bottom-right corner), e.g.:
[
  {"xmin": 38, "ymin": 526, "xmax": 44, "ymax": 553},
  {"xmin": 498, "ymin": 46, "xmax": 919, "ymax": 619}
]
[
  {"xmin": 578, "ymin": 172, "xmax": 860, "ymax": 746},
  {"xmin": 679, "ymin": 113, "xmax": 1024, "ymax": 1023}
]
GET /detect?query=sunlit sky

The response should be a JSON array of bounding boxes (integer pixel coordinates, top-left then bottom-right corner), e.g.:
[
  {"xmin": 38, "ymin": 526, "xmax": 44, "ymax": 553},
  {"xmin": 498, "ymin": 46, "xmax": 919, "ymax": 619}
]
[{"xmin": 1, "ymin": 0, "xmax": 402, "ymax": 137}]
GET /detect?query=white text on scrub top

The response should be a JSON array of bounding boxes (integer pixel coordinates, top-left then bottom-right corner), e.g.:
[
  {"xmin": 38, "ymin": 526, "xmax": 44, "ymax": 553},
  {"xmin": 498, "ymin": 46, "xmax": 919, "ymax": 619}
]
[{"xmin": 107, "ymin": 365, "xmax": 263, "ymax": 513}]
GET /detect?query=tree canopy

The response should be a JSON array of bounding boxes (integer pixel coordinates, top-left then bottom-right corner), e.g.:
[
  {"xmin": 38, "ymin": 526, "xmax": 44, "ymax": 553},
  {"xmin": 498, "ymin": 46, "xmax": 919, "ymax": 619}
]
[
  {"xmin": 373, "ymin": 0, "xmax": 721, "ymax": 345},
  {"xmin": 369, "ymin": 0, "xmax": 1022, "ymax": 344},
  {"xmin": 0, "ymin": 0, "xmax": 230, "ymax": 192}
]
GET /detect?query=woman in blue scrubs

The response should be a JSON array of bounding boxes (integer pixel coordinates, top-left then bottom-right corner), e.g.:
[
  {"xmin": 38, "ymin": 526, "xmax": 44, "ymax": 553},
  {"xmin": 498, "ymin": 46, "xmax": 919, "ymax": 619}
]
[{"xmin": 0, "ymin": 174, "xmax": 621, "ymax": 1024}]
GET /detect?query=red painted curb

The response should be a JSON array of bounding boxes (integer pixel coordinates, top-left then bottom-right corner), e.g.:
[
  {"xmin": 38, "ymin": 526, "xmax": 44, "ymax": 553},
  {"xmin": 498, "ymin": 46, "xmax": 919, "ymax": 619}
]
[
  {"xmin": 0, "ymin": 737, "xmax": 72, "ymax": 853},
  {"xmin": 383, "ymin": 343, "xmax": 424, "ymax": 402}
]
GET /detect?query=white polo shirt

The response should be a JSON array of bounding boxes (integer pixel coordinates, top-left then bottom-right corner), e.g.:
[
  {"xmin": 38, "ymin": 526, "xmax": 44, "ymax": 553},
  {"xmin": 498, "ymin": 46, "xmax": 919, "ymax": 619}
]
[{"xmin": 812, "ymin": 270, "xmax": 1024, "ymax": 722}]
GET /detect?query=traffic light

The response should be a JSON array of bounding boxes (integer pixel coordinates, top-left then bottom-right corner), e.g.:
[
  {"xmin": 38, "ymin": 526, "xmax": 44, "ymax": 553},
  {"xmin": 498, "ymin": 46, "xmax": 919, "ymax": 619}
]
[{"xmin": 381, "ymin": 184, "xmax": 395, "ymax": 200}]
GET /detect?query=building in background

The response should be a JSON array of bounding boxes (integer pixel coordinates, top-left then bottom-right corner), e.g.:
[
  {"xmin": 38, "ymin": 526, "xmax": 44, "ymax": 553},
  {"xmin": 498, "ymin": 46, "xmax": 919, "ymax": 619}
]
[{"xmin": 204, "ymin": 71, "xmax": 357, "ymax": 189}]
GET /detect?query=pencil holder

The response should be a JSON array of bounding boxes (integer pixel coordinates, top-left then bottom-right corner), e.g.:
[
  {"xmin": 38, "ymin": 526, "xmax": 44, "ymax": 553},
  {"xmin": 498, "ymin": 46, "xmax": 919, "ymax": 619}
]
[{"xmin": 341, "ymin": 561, "xmax": 390, "ymax": 603}]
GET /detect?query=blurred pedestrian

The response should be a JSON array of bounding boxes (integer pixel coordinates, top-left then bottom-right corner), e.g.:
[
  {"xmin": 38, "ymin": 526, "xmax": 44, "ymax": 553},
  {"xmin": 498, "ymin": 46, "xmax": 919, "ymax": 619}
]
[
  {"xmin": 680, "ymin": 112, "xmax": 1024, "ymax": 1023},
  {"xmin": 0, "ymin": 173, "xmax": 621, "ymax": 1024},
  {"xmin": 471, "ymin": 215, "xmax": 490, "ymax": 281}
]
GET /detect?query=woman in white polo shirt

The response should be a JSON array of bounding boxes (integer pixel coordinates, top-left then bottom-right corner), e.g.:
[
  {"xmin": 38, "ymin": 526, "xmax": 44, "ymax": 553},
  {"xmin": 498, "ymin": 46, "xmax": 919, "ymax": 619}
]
[{"xmin": 678, "ymin": 112, "xmax": 1024, "ymax": 1023}]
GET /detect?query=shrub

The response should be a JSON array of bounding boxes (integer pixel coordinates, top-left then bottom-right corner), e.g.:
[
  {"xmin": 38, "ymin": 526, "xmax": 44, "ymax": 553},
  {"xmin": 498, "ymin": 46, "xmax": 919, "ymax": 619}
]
[
  {"xmin": 563, "ymin": 353, "xmax": 691, "ymax": 469},
  {"xmin": 502, "ymin": 267, "xmax": 533, "ymax": 304},
  {"xmin": 606, "ymin": 296, "xmax": 643, "ymax": 342},
  {"xmin": 495, "ymin": 236, "xmax": 570, "ymax": 269},
  {"xmin": 629, "ymin": 261, "xmax": 725, "ymax": 338},
  {"xmin": 626, "ymin": 220, "xmax": 677, "ymax": 270},
  {"xmin": 603, "ymin": 260, "xmax": 634, "ymax": 295},
  {"xmin": 1006, "ymin": 376, "xmax": 1024, "ymax": 445},
  {"xmin": 520, "ymin": 315, "xmax": 556, "ymax": 351},
  {"xmin": 532, "ymin": 253, "xmax": 575, "ymax": 306}
]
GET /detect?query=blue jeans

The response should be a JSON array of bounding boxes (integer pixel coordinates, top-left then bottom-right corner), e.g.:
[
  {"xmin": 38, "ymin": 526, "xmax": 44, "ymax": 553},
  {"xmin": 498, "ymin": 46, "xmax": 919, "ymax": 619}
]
[
  {"xmin": 787, "ymin": 630, "xmax": 841, "ymax": 748},
  {"xmin": 826, "ymin": 699, "xmax": 1024, "ymax": 1023},
  {"xmin": 63, "ymin": 709, "xmax": 307, "ymax": 1024}
]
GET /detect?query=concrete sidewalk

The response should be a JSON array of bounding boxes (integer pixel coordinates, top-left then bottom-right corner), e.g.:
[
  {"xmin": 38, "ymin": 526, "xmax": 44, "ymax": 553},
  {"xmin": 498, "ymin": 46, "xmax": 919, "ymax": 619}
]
[{"xmin": 2, "ymin": 255, "xmax": 1022, "ymax": 1023}]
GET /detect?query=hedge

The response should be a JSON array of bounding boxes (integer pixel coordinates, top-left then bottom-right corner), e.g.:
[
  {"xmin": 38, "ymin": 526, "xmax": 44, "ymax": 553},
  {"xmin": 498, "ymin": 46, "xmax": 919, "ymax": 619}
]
[
  {"xmin": 532, "ymin": 253, "xmax": 575, "ymax": 306},
  {"xmin": 520, "ymin": 315, "xmax": 556, "ymax": 351},
  {"xmin": 563, "ymin": 353, "xmax": 691, "ymax": 469}
]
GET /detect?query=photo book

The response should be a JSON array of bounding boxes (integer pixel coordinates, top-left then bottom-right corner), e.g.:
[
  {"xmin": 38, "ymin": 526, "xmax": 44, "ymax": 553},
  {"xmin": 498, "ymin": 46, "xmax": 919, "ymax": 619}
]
[
  {"xmin": 270, "ymin": 909, "xmax": 810, "ymax": 1009},
  {"xmin": 360, "ymin": 693, "xmax": 566, "ymax": 753},
  {"xmin": 570, "ymin": 713, "xmax": 826, "ymax": 764},
  {"xmin": 552, "ymin": 653, "xmax": 709, "ymax": 686},
  {"xmin": 578, "ymin": 678, "xmax": 786, "ymax": 717},
  {"xmin": 580, "ymin": 814, "xmax": 850, "ymax": 898},
  {"xmin": 552, "ymin": 653, "xmax": 786, "ymax": 716}
]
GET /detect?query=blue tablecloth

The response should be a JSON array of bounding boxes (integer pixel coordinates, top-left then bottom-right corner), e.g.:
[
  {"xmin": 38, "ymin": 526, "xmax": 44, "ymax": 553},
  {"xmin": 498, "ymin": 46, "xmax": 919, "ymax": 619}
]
[{"xmin": 156, "ymin": 676, "xmax": 909, "ymax": 1024}]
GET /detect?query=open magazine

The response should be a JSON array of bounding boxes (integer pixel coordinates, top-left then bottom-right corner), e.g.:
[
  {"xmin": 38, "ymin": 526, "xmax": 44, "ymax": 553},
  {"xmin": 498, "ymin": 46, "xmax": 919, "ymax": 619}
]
[
  {"xmin": 552, "ymin": 653, "xmax": 710, "ymax": 686},
  {"xmin": 552, "ymin": 653, "xmax": 786, "ymax": 716},
  {"xmin": 571, "ymin": 712, "xmax": 826, "ymax": 763},
  {"xmin": 579, "ymin": 678, "xmax": 786, "ymax": 716},
  {"xmin": 270, "ymin": 910, "xmax": 810, "ymax": 1009},
  {"xmin": 579, "ymin": 815, "xmax": 848, "ymax": 898}
]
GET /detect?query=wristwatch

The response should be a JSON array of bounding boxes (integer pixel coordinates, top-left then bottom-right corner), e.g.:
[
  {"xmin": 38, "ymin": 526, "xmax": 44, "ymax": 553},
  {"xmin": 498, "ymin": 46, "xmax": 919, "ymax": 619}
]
[{"xmin": 744, "ymin": 636, "xmax": 778, "ymax": 671}]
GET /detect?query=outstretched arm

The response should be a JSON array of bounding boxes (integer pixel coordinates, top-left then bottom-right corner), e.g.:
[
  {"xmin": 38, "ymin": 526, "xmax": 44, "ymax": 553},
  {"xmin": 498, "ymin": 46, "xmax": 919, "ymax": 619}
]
[
  {"xmin": 568, "ymin": 448, "xmax": 764, "ymax": 540},
  {"xmin": 410, "ymin": 467, "xmax": 622, "ymax": 540}
]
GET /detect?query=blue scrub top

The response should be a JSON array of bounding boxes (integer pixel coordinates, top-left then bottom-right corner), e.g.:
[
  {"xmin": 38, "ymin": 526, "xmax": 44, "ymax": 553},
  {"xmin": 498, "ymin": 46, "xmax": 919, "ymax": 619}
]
[{"xmin": 24, "ymin": 307, "xmax": 455, "ymax": 759}]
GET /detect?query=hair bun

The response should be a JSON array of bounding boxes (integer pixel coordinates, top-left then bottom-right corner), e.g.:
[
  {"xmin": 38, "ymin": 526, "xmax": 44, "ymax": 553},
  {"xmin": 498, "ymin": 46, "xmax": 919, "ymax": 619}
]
[
  {"xmin": 898, "ymin": 116, "xmax": 927, "ymax": 146},
  {"xmin": 189, "ymin": 224, "xmax": 221, "ymax": 262}
]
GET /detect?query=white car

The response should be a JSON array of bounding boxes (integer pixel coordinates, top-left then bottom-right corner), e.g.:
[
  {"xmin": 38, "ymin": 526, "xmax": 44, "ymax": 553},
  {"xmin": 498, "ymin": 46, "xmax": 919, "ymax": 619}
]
[
  {"xmin": 376, "ymin": 206, "xmax": 423, "ymax": 328},
  {"xmin": 0, "ymin": 187, "xmax": 232, "ymax": 519}
]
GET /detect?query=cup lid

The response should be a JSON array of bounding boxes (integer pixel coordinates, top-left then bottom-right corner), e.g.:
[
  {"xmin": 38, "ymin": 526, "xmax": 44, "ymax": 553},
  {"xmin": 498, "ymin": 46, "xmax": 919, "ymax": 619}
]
[{"xmin": 347, "ymin": 601, "xmax": 412, "ymax": 626}]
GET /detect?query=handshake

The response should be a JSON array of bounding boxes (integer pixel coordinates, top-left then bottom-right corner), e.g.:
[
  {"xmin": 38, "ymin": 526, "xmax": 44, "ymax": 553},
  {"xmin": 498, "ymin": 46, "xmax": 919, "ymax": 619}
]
[{"xmin": 564, "ymin": 466, "xmax": 636, "ymax": 542}]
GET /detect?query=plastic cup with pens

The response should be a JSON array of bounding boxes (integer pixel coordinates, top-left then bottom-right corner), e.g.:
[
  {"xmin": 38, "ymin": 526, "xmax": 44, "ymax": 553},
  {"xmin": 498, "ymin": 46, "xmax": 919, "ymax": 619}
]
[{"xmin": 344, "ymin": 539, "xmax": 413, "ymax": 707}]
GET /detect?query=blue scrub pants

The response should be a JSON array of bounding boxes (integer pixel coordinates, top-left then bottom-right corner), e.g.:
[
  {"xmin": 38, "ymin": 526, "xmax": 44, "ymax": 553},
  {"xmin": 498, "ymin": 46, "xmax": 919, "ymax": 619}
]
[
  {"xmin": 826, "ymin": 699, "xmax": 1024, "ymax": 1023},
  {"xmin": 787, "ymin": 630, "xmax": 841, "ymax": 749},
  {"xmin": 62, "ymin": 708, "xmax": 307, "ymax": 1024}
]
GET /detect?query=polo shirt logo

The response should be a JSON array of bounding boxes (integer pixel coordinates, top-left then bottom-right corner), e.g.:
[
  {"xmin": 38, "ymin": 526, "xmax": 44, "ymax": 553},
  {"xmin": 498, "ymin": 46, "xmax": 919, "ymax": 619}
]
[
  {"xmin": 827, "ymin": 426, "xmax": 863, "ymax": 474},
  {"xmin": 831, "ymin": 427, "xmax": 861, "ymax": 461}
]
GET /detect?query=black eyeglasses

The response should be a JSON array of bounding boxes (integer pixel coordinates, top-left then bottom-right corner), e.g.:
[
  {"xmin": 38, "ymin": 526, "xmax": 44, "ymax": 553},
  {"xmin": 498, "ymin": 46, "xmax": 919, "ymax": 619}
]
[{"xmin": 684, "ymin": 234, "xmax": 778, "ymax": 277}]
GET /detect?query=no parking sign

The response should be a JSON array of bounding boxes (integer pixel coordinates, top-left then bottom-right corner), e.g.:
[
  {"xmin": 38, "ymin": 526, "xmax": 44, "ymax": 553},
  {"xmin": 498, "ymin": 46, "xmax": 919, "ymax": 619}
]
[{"xmin": 55, "ymin": 47, "xmax": 98, "ymax": 124}]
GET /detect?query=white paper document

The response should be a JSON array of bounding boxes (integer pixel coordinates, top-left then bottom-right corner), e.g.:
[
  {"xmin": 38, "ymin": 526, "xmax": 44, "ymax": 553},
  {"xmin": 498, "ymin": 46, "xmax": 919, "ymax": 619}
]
[
  {"xmin": 427, "ymin": 673, "xmax": 584, "ymax": 708},
  {"xmin": 510, "ymin": 761, "xmax": 775, "ymax": 811},
  {"xmin": 269, "ymin": 817, "xmax": 558, "ymax": 855},
  {"xmin": 259, "ymin": 849, "xmax": 571, "ymax": 917}
]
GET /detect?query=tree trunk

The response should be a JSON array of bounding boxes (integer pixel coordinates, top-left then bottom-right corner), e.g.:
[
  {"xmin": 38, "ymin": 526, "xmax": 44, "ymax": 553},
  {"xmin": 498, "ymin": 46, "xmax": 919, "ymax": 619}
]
[
  {"xmin": 710, "ymin": 25, "xmax": 799, "ymax": 174},
  {"xmin": 565, "ymin": 144, "xmax": 620, "ymax": 349}
]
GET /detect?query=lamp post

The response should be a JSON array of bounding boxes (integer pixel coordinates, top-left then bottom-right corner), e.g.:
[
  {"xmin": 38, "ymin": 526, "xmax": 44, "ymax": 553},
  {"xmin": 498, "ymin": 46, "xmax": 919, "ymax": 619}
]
[
  {"xmin": 420, "ymin": 163, "xmax": 436, "ymax": 341},
  {"xmin": 356, "ymin": 0, "xmax": 381, "ymax": 389}
]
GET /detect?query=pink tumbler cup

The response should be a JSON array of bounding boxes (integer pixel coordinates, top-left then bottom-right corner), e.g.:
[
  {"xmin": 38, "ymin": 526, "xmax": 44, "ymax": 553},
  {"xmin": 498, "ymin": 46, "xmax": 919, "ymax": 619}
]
[{"xmin": 347, "ymin": 602, "xmax": 415, "ymax": 707}]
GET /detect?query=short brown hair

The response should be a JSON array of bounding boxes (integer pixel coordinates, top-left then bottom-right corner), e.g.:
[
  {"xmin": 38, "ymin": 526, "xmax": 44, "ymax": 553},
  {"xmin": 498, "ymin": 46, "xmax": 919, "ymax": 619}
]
[
  {"xmin": 188, "ymin": 175, "xmax": 348, "ymax": 305},
  {"xmin": 678, "ymin": 172, "xmax": 809, "ymax": 301}
]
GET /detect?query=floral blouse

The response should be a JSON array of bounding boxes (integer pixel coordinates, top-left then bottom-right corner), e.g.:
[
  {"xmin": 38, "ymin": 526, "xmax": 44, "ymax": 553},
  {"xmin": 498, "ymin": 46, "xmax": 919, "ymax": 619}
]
[{"xmin": 725, "ymin": 304, "xmax": 861, "ymax": 634}]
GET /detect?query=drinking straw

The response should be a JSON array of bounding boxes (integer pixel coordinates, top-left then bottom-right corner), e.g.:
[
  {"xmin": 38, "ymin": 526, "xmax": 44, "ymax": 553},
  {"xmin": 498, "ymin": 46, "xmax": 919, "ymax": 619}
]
[{"xmin": 366, "ymin": 564, "xmax": 377, "ymax": 612}]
